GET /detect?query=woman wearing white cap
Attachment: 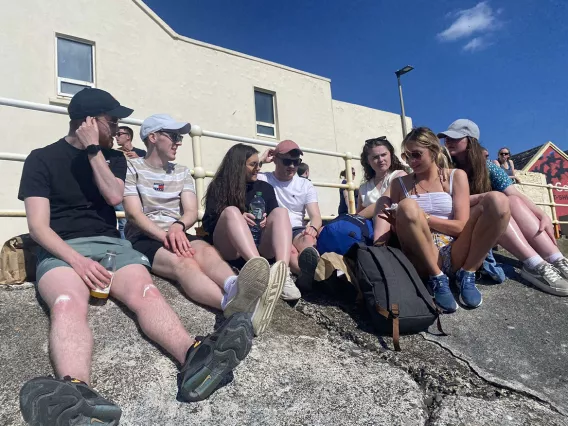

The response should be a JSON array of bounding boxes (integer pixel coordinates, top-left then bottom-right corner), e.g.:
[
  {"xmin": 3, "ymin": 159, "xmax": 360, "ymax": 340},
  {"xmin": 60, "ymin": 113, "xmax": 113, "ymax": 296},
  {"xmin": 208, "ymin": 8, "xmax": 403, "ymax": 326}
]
[{"xmin": 441, "ymin": 119, "xmax": 568, "ymax": 296}]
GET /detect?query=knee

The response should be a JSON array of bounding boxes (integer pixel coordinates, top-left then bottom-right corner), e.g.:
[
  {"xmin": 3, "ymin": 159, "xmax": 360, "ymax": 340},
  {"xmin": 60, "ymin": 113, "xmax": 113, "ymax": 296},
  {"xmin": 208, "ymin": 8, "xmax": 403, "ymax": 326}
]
[
  {"xmin": 269, "ymin": 207, "xmax": 290, "ymax": 221},
  {"xmin": 174, "ymin": 256, "xmax": 201, "ymax": 275},
  {"xmin": 220, "ymin": 206, "xmax": 242, "ymax": 222},
  {"xmin": 396, "ymin": 198, "xmax": 422, "ymax": 223},
  {"xmin": 481, "ymin": 191, "xmax": 510, "ymax": 221},
  {"xmin": 128, "ymin": 283, "xmax": 163, "ymax": 311},
  {"xmin": 51, "ymin": 294, "xmax": 88, "ymax": 319}
]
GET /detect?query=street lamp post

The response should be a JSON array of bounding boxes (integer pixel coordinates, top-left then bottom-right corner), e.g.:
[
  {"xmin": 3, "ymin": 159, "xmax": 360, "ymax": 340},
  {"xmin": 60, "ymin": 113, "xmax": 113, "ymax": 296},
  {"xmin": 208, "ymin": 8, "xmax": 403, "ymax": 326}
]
[{"xmin": 395, "ymin": 65, "xmax": 414, "ymax": 138}]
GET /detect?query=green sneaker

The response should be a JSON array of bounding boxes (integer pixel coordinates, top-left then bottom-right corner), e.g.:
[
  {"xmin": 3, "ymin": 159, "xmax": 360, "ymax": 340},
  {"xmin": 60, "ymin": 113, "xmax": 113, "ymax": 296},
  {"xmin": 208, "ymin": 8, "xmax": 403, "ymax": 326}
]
[
  {"xmin": 178, "ymin": 312, "xmax": 254, "ymax": 402},
  {"xmin": 20, "ymin": 376, "xmax": 121, "ymax": 425}
]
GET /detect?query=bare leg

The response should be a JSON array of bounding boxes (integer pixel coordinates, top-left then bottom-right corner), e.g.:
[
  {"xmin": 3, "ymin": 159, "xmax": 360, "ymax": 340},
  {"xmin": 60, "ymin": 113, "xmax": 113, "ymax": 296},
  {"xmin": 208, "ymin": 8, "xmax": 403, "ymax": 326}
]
[
  {"xmin": 111, "ymin": 264, "xmax": 193, "ymax": 364},
  {"xmin": 498, "ymin": 216, "xmax": 540, "ymax": 261},
  {"xmin": 395, "ymin": 198, "xmax": 440, "ymax": 277},
  {"xmin": 213, "ymin": 206, "xmax": 259, "ymax": 261},
  {"xmin": 38, "ymin": 268, "xmax": 93, "ymax": 384},
  {"xmin": 190, "ymin": 240, "xmax": 237, "ymax": 288},
  {"xmin": 289, "ymin": 245, "xmax": 300, "ymax": 275},
  {"xmin": 258, "ymin": 207, "xmax": 292, "ymax": 264},
  {"xmin": 451, "ymin": 192, "xmax": 510, "ymax": 271},
  {"xmin": 507, "ymin": 195, "xmax": 560, "ymax": 259},
  {"xmin": 152, "ymin": 247, "xmax": 224, "ymax": 310}
]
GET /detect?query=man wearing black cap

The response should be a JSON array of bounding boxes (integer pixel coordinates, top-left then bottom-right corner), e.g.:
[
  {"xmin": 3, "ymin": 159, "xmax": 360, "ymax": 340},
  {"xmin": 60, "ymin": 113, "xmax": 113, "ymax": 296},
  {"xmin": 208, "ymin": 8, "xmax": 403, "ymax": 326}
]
[{"xmin": 17, "ymin": 88, "xmax": 254, "ymax": 425}]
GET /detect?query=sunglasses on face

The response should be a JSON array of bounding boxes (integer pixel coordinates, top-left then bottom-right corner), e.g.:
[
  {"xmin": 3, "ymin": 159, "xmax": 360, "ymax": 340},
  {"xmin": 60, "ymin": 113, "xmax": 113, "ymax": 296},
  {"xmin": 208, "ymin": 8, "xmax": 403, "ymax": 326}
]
[
  {"xmin": 115, "ymin": 132, "xmax": 129, "ymax": 137},
  {"xmin": 158, "ymin": 131, "xmax": 183, "ymax": 143},
  {"xmin": 404, "ymin": 151, "xmax": 424, "ymax": 160},
  {"xmin": 278, "ymin": 157, "xmax": 302, "ymax": 167},
  {"xmin": 96, "ymin": 116, "xmax": 119, "ymax": 127},
  {"xmin": 499, "ymin": 152, "xmax": 510, "ymax": 156}
]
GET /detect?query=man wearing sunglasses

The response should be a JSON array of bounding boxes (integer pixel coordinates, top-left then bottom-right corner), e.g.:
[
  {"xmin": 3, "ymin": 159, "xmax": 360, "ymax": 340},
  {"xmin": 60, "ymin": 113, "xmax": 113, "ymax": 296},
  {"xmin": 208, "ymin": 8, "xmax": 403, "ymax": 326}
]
[
  {"xmin": 18, "ymin": 91, "xmax": 254, "ymax": 425},
  {"xmin": 115, "ymin": 126, "xmax": 146, "ymax": 159},
  {"xmin": 259, "ymin": 140, "xmax": 322, "ymax": 300}
]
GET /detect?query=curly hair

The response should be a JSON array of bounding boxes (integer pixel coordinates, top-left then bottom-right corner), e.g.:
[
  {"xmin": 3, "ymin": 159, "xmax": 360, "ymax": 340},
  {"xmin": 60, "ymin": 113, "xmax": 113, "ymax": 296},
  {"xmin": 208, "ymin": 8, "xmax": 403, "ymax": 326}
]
[
  {"xmin": 204, "ymin": 143, "xmax": 259, "ymax": 215},
  {"xmin": 360, "ymin": 137, "xmax": 405, "ymax": 182}
]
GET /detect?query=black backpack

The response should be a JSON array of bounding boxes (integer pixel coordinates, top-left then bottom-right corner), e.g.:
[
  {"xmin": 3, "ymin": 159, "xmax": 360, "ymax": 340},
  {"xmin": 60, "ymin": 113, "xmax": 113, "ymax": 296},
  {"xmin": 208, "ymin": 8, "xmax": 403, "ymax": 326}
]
[{"xmin": 345, "ymin": 243, "xmax": 444, "ymax": 351}]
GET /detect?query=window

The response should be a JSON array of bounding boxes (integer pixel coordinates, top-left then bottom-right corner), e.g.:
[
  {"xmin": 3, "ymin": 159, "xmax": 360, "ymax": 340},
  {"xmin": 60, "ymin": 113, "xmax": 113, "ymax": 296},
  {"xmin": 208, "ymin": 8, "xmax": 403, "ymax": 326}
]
[
  {"xmin": 56, "ymin": 36, "xmax": 95, "ymax": 97},
  {"xmin": 254, "ymin": 89, "xmax": 277, "ymax": 137}
]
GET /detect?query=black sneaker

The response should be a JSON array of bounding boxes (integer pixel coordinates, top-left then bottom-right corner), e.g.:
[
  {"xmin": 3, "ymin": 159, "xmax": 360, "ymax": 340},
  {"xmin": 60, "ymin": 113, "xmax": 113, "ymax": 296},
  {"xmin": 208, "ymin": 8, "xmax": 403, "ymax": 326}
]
[
  {"xmin": 296, "ymin": 247, "xmax": 320, "ymax": 293},
  {"xmin": 20, "ymin": 376, "xmax": 121, "ymax": 425},
  {"xmin": 178, "ymin": 312, "xmax": 254, "ymax": 402}
]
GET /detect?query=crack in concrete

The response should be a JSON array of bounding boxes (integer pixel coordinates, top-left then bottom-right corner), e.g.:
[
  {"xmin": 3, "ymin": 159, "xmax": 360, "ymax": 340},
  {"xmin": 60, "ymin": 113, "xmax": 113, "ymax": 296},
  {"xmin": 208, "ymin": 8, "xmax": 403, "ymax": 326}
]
[
  {"xmin": 421, "ymin": 335, "xmax": 567, "ymax": 417},
  {"xmin": 294, "ymin": 299, "xmax": 568, "ymax": 422}
]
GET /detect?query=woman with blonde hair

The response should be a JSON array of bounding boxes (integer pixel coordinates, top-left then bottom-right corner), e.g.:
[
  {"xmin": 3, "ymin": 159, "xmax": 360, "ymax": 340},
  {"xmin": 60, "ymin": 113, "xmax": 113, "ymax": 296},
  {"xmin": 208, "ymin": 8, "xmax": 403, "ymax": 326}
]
[{"xmin": 373, "ymin": 127, "xmax": 511, "ymax": 312}]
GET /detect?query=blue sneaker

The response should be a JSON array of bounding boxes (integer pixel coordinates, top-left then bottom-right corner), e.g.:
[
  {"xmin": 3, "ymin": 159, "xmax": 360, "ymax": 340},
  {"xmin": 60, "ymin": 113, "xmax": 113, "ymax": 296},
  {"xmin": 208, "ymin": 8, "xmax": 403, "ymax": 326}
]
[
  {"xmin": 428, "ymin": 274, "xmax": 457, "ymax": 313},
  {"xmin": 481, "ymin": 250, "xmax": 506, "ymax": 283},
  {"xmin": 458, "ymin": 269, "xmax": 483, "ymax": 308}
]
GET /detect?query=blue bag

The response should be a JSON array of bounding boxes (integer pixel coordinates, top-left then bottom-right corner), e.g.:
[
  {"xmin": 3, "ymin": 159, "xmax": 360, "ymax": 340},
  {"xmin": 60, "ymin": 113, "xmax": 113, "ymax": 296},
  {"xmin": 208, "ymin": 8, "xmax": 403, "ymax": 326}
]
[{"xmin": 317, "ymin": 214, "xmax": 374, "ymax": 255}]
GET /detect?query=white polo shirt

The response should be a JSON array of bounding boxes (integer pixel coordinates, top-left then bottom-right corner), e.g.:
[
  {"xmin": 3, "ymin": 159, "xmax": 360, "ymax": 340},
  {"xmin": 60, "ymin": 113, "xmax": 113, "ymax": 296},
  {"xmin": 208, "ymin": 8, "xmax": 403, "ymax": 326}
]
[{"xmin": 257, "ymin": 172, "xmax": 318, "ymax": 228}]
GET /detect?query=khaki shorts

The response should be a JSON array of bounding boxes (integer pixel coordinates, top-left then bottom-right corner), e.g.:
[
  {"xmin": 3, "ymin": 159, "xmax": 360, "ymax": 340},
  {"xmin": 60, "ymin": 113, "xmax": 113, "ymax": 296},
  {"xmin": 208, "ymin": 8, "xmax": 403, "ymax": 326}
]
[{"xmin": 35, "ymin": 236, "xmax": 151, "ymax": 283}]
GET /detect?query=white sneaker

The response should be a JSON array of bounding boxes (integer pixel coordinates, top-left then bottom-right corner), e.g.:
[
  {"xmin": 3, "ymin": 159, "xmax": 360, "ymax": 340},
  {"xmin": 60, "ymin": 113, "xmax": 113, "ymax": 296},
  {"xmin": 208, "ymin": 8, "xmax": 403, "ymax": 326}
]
[
  {"xmin": 520, "ymin": 262, "xmax": 568, "ymax": 297},
  {"xmin": 552, "ymin": 257, "xmax": 568, "ymax": 280},
  {"xmin": 252, "ymin": 261, "xmax": 286, "ymax": 336},
  {"xmin": 223, "ymin": 257, "xmax": 270, "ymax": 318},
  {"xmin": 281, "ymin": 272, "xmax": 301, "ymax": 301}
]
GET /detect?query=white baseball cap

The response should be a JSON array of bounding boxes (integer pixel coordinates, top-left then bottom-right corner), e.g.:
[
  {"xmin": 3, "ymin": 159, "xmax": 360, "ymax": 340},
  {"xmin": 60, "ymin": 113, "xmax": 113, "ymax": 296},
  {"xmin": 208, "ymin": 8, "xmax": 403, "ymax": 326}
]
[
  {"xmin": 437, "ymin": 119, "xmax": 480, "ymax": 140},
  {"xmin": 140, "ymin": 114, "xmax": 191, "ymax": 140}
]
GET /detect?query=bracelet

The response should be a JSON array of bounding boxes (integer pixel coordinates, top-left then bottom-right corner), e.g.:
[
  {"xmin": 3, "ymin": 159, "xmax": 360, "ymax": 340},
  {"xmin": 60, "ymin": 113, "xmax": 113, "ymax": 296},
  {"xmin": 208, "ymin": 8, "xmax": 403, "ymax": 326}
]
[
  {"xmin": 172, "ymin": 220, "xmax": 186, "ymax": 231},
  {"xmin": 309, "ymin": 225, "xmax": 319, "ymax": 233}
]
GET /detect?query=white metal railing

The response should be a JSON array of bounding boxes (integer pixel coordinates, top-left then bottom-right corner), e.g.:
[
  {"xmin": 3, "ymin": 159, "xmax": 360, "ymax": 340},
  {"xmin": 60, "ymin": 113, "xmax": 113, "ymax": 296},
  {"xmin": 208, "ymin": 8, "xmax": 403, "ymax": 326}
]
[
  {"xmin": 2, "ymin": 96, "xmax": 567, "ymax": 237},
  {"xmin": 0, "ymin": 96, "xmax": 360, "ymax": 223}
]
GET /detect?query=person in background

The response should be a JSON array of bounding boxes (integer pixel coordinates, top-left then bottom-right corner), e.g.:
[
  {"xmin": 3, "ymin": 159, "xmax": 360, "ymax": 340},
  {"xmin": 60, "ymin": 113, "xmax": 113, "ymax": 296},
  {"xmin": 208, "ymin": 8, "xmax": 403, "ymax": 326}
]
[
  {"xmin": 441, "ymin": 119, "xmax": 568, "ymax": 296},
  {"xmin": 338, "ymin": 168, "xmax": 358, "ymax": 215},
  {"xmin": 357, "ymin": 137, "xmax": 407, "ymax": 219},
  {"xmin": 115, "ymin": 125, "xmax": 146, "ymax": 158},
  {"xmin": 259, "ymin": 140, "xmax": 322, "ymax": 299},
  {"xmin": 123, "ymin": 115, "xmax": 278, "ymax": 336},
  {"xmin": 202, "ymin": 143, "xmax": 290, "ymax": 320},
  {"xmin": 481, "ymin": 146, "xmax": 490, "ymax": 161},
  {"xmin": 494, "ymin": 147, "xmax": 520, "ymax": 183},
  {"xmin": 114, "ymin": 126, "xmax": 146, "ymax": 238},
  {"xmin": 374, "ymin": 127, "xmax": 511, "ymax": 312},
  {"xmin": 297, "ymin": 162, "xmax": 310, "ymax": 179},
  {"xmin": 17, "ymin": 90, "xmax": 254, "ymax": 425}
]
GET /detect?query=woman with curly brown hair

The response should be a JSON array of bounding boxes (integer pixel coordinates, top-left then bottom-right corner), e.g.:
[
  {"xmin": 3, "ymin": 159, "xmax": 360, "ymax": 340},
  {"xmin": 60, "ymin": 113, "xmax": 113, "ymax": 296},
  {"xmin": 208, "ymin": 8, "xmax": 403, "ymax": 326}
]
[{"xmin": 356, "ymin": 137, "xmax": 407, "ymax": 218}]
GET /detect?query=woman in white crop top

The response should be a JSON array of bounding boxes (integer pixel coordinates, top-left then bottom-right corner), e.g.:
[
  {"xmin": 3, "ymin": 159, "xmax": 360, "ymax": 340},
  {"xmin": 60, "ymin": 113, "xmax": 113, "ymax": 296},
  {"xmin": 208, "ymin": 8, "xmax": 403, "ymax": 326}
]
[
  {"xmin": 374, "ymin": 127, "xmax": 511, "ymax": 313},
  {"xmin": 356, "ymin": 137, "xmax": 407, "ymax": 218}
]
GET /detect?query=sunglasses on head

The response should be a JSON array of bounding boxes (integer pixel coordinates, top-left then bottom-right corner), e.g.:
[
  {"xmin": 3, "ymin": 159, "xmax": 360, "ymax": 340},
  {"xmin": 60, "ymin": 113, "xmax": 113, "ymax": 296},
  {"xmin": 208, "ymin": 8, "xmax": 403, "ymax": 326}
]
[
  {"xmin": 279, "ymin": 157, "xmax": 302, "ymax": 167},
  {"xmin": 365, "ymin": 136, "xmax": 387, "ymax": 145},
  {"xmin": 404, "ymin": 151, "xmax": 424, "ymax": 160}
]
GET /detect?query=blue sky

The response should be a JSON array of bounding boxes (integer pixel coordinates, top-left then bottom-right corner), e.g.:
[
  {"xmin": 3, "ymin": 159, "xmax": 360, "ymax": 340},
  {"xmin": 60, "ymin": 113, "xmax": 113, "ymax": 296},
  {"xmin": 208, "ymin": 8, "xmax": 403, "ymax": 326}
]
[{"xmin": 144, "ymin": 0, "xmax": 568, "ymax": 158}]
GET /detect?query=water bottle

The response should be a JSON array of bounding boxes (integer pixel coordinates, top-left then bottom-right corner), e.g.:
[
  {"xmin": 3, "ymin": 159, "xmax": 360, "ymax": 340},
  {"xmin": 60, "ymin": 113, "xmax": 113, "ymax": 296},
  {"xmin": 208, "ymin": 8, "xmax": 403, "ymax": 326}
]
[
  {"xmin": 90, "ymin": 250, "xmax": 116, "ymax": 303},
  {"xmin": 249, "ymin": 192, "xmax": 265, "ymax": 246}
]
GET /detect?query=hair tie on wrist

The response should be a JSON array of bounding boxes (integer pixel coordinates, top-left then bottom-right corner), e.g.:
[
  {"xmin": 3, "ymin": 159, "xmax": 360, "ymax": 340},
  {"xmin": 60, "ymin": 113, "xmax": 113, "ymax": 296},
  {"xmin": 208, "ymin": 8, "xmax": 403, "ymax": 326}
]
[{"xmin": 173, "ymin": 220, "xmax": 186, "ymax": 231}]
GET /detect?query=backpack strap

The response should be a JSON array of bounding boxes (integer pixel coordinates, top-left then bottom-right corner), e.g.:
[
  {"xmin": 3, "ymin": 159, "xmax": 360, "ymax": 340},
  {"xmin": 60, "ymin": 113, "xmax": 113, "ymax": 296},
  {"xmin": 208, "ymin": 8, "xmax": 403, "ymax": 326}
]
[
  {"xmin": 366, "ymin": 246, "xmax": 402, "ymax": 351},
  {"xmin": 387, "ymin": 247, "xmax": 448, "ymax": 338}
]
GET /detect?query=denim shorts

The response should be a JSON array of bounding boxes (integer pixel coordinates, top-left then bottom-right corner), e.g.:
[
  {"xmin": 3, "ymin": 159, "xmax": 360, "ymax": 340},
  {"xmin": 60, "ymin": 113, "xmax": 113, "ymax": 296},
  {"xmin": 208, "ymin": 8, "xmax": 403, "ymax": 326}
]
[{"xmin": 35, "ymin": 236, "xmax": 151, "ymax": 283}]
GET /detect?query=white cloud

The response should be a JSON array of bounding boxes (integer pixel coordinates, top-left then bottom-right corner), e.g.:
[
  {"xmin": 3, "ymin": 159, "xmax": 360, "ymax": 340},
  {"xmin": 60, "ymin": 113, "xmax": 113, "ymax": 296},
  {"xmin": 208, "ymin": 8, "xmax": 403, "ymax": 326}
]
[
  {"xmin": 438, "ymin": 2, "xmax": 499, "ymax": 41},
  {"xmin": 463, "ymin": 37, "xmax": 488, "ymax": 52}
]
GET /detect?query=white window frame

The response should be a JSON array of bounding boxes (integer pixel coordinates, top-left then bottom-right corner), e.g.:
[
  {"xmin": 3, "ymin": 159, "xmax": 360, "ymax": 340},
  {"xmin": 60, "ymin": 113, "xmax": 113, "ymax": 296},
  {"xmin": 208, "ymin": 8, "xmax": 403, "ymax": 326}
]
[
  {"xmin": 254, "ymin": 89, "xmax": 277, "ymax": 139},
  {"xmin": 55, "ymin": 34, "xmax": 96, "ymax": 98}
]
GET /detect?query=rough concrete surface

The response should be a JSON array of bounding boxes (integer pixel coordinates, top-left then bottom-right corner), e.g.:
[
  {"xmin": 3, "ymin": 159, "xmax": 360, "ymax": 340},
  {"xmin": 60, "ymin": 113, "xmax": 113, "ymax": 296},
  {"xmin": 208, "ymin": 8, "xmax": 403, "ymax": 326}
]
[{"xmin": 1, "ymin": 255, "xmax": 568, "ymax": 425}]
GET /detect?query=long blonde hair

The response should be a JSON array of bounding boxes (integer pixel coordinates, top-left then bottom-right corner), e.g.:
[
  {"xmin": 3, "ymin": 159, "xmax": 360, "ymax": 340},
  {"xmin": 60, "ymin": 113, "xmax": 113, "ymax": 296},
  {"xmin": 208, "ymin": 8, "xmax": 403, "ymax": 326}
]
[{"xmin": 402, "ymin": 127, "xmax": 450, "ymax": 170}]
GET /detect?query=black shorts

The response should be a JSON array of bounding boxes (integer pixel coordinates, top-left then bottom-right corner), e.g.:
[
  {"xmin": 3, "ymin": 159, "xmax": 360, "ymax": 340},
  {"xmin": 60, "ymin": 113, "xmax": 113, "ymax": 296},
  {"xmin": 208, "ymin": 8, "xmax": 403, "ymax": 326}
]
[
  {"xmin": 130, "ymin": 234, "xmax": 201, "ymax": 266},
  {"xmin": 292, "ymin": 226, "xmax": 306, "ymax": 240}
]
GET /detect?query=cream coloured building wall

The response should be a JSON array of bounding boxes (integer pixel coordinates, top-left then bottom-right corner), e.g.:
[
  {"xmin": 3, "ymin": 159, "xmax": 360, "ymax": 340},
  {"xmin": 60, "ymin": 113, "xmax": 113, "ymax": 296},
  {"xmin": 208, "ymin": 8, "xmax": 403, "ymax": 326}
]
[{"xmin": 0, "ymin": 0, "xmax": 408, "ymax": 244}]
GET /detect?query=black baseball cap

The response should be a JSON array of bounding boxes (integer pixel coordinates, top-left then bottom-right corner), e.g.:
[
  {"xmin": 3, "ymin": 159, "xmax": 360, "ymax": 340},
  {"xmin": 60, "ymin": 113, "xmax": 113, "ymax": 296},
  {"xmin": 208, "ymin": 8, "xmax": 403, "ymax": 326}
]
[{"xmin": 68, "ymin": 88, "xmax": 133, "ymax": 120}]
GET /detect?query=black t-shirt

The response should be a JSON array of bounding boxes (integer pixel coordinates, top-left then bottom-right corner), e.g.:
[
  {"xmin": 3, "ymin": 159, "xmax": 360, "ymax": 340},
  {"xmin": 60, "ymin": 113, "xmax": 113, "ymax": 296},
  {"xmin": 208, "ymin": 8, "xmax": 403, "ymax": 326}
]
[
  {"xmin": 132, "ymin": 147, "xmax": 147, "ymax": 157},
  {"xmin": 202, "ymin": 180, "xmax": 279, "ymax": 236},
  {"xmin": 18, "ymin": 138, "xmax": 127, "ymax": 241},
  {"xmin": 338, "ymin": 179, "xmax": 359, "ymax": 215}
]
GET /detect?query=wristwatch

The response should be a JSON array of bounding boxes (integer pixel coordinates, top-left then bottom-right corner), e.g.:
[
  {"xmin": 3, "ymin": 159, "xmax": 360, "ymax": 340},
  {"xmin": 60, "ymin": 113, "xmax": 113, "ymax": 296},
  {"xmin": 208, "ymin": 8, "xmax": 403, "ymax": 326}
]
[{"xmin": 86, "ymin": 145, "xmax": 102, "ymax": 156}]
